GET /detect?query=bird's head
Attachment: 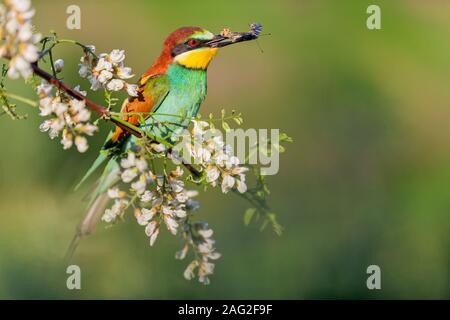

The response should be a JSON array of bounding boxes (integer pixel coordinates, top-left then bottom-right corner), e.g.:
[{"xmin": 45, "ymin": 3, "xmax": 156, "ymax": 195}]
[
  {"xmin": 166, "ymin": 26, "xmax": 255, "ymax": 70},
  {"xmin": 167, "ymin": 27, "xmax": 218, "ymax": 70}
]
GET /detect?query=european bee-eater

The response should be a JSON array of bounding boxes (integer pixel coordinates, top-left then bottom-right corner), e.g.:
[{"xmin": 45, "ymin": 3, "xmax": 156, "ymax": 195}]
[{"xmin": 66, "ymin": 25, "xmax": 260, "ymax": 259}]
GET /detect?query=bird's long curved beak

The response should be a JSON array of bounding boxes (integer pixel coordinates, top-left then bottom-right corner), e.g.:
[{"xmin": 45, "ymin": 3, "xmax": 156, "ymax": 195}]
[{"xmin": 206, "ymin": 24, "xmax": 262, "ymax": 48}]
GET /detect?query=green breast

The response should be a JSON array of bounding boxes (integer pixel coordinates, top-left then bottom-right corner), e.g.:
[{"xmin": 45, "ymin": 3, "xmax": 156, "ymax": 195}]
[{"xmin": 142, "ymin": 63, "xmax": 207, "ymax": 142}]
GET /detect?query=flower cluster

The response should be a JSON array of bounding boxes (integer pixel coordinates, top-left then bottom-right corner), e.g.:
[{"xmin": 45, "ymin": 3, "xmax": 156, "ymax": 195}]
[
  {"xmin": 101, "ymin": 150, "xmax": 220, "ymax": 284},
  {"xmin": 104, "ymin": 152, "xmax": 192, "ymax": 242},
  {"xmin": 0, "ymin": 0, "xmax": 40, "ymax": 79},
  {"xmin": 79, "ymin": 48, "xmax": 138, "ymax": 97},
  {"xmin": 183, "ymin": 120, "xmax": 248, "ymax": 194},
  {"xmin": 101, "ymin": 188, "xmax": 129, "ymax": 223},
  {"xmin": 37, "ymin": 81, "xmax": 98, "ymax": 153},
  {"xmin": 133, "ymin": 164, "xmax": 193, "ymax": 246},
  {"xmin": 179, "ymin": 221, "xmax": 221, "ymax": 285}
]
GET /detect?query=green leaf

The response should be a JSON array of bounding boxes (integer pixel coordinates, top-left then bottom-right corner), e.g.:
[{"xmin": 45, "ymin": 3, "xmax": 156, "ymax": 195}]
[
  {"xmin": 244, "ymin": 208, "xmax": 256, "ymax": 226},
  {"xmin": 222, "ymin": 121, "xmax": 231, "ymax": 132},
  {"xmin": 279, "ymin": 132, "xmax": 294, "ymax": 143},
  {"xmin": 233, "ymin": 117, "xmax": 243, "ymax": 125}
]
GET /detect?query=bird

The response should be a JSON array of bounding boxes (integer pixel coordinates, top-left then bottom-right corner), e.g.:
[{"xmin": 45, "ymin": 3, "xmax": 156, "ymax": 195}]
[{"xmin": 65, "ymin": 25, "xmax": 261, "ymax": 260}]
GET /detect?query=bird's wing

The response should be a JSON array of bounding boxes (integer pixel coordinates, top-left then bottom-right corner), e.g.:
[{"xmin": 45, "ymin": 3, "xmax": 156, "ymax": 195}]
[{"xmin": 106, "ymin": 73, "xmax": 170, "ymax": 147}]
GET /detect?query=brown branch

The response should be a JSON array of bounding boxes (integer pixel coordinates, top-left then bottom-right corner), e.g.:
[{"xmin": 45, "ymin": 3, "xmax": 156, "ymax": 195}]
[
  {"xmin": 31, "ymin": 62, "xmax": 142, "ymax": 138},
  {"xmin": 32, "ymin": 63, "xmax": 106, "ymax": 114}
]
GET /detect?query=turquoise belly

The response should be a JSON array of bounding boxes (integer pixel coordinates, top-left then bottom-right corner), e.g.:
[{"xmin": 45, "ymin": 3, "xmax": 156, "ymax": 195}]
[{"xmin": 131, "ymin": 63, "xmax": 207, "ymax": 146}]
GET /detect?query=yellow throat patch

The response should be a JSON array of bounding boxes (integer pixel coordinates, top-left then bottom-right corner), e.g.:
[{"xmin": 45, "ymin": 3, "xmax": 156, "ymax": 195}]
[{"xmin": 174, "ymin": 48, "xmax": 219, "ymax": 70}]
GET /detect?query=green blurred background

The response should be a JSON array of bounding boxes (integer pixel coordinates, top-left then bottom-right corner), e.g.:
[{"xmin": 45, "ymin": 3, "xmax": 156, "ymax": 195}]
[{"xmin": 1, "ymin": 0, "xmax": 450, "ymax": 299}]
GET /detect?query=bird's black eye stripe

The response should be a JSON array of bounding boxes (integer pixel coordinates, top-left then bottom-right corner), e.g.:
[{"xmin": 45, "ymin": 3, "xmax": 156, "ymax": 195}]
[{"xmin": 172, "ymin": 39, "xmax": 207, "ymax": 57}]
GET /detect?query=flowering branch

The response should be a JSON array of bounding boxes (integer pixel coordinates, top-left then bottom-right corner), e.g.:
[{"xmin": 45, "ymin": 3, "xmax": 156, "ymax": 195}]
[
  {"xmin": 0, "ymin": 0, "xmax": 292, "ymax": 285},
  {"xmin": 31, "ymin": 57, "xmax": 200, "ymax": 174}
]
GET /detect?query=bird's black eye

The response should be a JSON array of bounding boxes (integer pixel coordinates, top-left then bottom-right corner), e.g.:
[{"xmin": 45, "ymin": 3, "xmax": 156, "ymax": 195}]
[{"xmin": 188, "ymin": 39, "xmax": 200, "ymax": 47}]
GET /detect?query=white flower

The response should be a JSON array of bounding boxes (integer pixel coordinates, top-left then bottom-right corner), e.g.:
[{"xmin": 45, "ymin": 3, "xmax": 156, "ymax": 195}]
[
  {"xmin": 54, "ymin": 59, "xmax": 64, "ymax": 73},
  {"xmin": 192, "ymin": 120, "xmax": 209, "ymax": 136},
  {"xmin": 171, "ymin": 167, "xmax": 184, "ymax": 178},
  {"xmin": 206, "ymin": 166, "xmax": 220, "ymax": 184},
  {"xmin": 102, "ymin": 199, "xmax": 128, "ymax": 223},
  {"xmin": 109, "ymin": 49, "xmax": 125, "ymax": 64},
  {"xmin": 131, "ymin": 178, "xmax": 146, "ymax": 195},
  {"xmin": 94, "ymin": 57, "xmax": 113, "ymax": 73},
  {"xmin": 183, "ymin": 261, "xmax": 198, "ymax": 281},
  {"xmin": 174, "ymin": 208, "xmax": 187, "ymax": 218},
  {"xmin": 175, "ymin": 245, "xmax": 189, "ymax": 260},
  {"xmin": 78, "ymin": 63, "xmax": 89, "ymax": 77},
  {"xmin": 0, "ymin": 0, "xmax": 40, "ymax": 79},
  {"xmin": 98, "ymin": 70, "xmax": 113, "ymax": 84},
  {"xmin": 135, "ymin": 158, "xmax": 148, "ymax": 172},
  {"xmin": 74, "ymin": 136, "xmax": 88, "ymax": 153},
  {"xmin": 39, "ymin": 97, "xmax": 53, "ymax": 116},
  {"xmin": 198, "ymin": 229, "xmax": 214, "ymax": 238},
  {"xmin": 121, "ymin": 168, "xmax": 137, "ymax": 183},
  {"xmin": 175, "ymin": 192, "xmax": 188, "ymax": 203},
  {"xmin": 39, "ymin": 120, "xmax": 52, "ymax": 132},
  {"xmin": 152, "ymin": 143, "xmax": 166, "ymax": 153},
  {"xmin": 78, "ymin": 48, "xmax": 136, "ymax": 95},
  {"xmin": 170, "ymin": 179, "xmax": 184, "ymax": 193},
  {"xmin": 164, "ymin": 216, "xmax": 178, "ymax": 235},
  {"xmin": 236, "ymin": 178, "xmax": 247, "ymax": 194},
  {"xmin": 126, "ymin": 84, "xmax": 138, "ymax": 97},
  {"xmin": 226, "ymin": 156, "xmax": 240, "ymax": 169},
  {"xmin": 202, "ymin": 262, "xmax": 215, "ymax": 274},
  {"xmin": 35, "ymin": 80, "xmax": 98, "ymax": 152},
  {"xmin": 117, "ymin": 67, "xmax": 134, "ymax": 79},
  {"xmin": 137, "ymin": 208, "xmax": 156, "ymax": 226},
  {"xmin": 162, "ymin": 205, "xmax": 174, "ymax": 216},
  {"xmin": 49, "ymin": 119, "xmax": 64, "ymax": 138},
  {"xmin": 208, "ymin": 252, "xmax": 222, "ymax": 260},
  {"xmin": 73, "ymin": 85, "xmax": 87, "ymax": 97},
  {"xmin": 107, "ymin": 187, "xmax": 122, "ymax": 199},
  {"xmin": 85, "ymin": 45, "xmax": 96, "ymax": 53},
  {"xmin": 186, "ymin": 190, "xmax": 199, "ymax": 198},
  {"xmin": 75, "ymin": 123, "xmax": 98, "ymax": 136},
  {"xmin": 9, "ymin": 0, "xmax": 32, "ymax": 12},
  {"xmin": 198, "ymin": 243, "xmax": 213, "ymax": 254},
  {"xmin": 52, "ymin": 101, "xmax": 68, "ymax": 117},
  {"xmin": 8, "ymin": 56, "xmax": 31, "ymax": 79},
  {"xmin": 88, "ymin": 76, "xmax": 102, "ymax": 91},
  {"xmin": 120, "ymin": 152, "xmax": 136, "ymax": 168},
  {"xmin": 149, "ymin": 228, "xmax": 159, "ymax": 246},
  {"xmin": 102, "ymin": 208, "xmax": 117, "ymax": 223},
  {"xmin": 20, "ymin": 43, "xmax": 38, "ymax": 61},
  {"xmin": 61, "ymin": 133, "xmax": 73, "ymax": 150},
  {"xmin": 36, "ymin": 83, "xmax": 52, "ymax": 97},
  {"xmin": 141, "ymin": 190, "xmax": 154, "ymax": 203},
  {"xmin": 145, "ymin": 221, "xmax": 157, "ymax": 237},
  {"xmin": 106, "ymin": 79, "xmax": 125, "ymax": 92}
]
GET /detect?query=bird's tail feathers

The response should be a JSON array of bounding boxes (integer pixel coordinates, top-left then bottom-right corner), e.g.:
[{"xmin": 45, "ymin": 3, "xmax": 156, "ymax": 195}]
[
  {"xmin": 65, "ymin": 159, "xmax": 121, "ymax": 262},
  {"xmin": 64, "ymin": 193, "xmax": 110, "ymax": 262}
]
